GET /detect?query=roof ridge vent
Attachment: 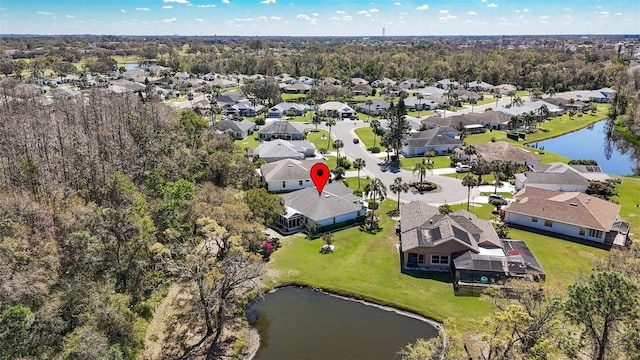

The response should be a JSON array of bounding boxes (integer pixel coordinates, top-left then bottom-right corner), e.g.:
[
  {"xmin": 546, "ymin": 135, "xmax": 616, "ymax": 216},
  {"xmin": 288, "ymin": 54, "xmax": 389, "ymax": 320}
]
[{"xmin": 569, "ymin": 203, "xmax": 578, "ymax": 207}]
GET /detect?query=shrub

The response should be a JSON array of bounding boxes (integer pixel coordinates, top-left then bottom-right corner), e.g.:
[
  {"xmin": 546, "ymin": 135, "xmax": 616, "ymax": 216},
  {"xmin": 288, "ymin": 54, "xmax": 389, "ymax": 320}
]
[
  {"xmin": 255, "ymin": 117, "xmax": 265, "ymax": 126},
  {"xmin": 336, "ymin": 157, "xmax": 352, "ymax": 170},
  {"xmin": 410, "ymin": 181, "xmax": 437, "ymax": 192},
  {"xmin": 371, "ymin": 146, "xmax": 381, "ymax": 153},
  {"xmin": 491, "ymin": 137, "xmax": 496, "ymax": 142}
]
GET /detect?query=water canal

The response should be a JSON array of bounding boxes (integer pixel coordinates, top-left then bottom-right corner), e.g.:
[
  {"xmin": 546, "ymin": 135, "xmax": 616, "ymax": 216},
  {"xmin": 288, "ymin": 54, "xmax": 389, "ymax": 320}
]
[{"xmin": 246, "ymin": 287, "xmax": 439, "ymax": 360}]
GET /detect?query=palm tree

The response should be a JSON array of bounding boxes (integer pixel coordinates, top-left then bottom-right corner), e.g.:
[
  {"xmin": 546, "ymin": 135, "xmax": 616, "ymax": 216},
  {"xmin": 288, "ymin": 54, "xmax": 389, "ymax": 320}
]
[
  {"xmin": 424, "ymin": 150, "xmax": 436, "ymax": 164},
  {"xmin": 370, "ymin": 119, "xmax": 381, "ymax": 148},
  {"xmin": 325, "ymin": 117, "xmax": 337, "ymax": 150},
  {"xmin": 462, "ymin": 174, "xmax": 476, "ymax": 211},
  {"xmin": 462, "ymin": 144, "xmax": 476, "ymax": 162},
  {"xmin": 494, "ymin": 93, "xmax": 502, "ymax": 108},
  {"xmin": 490, "ymin": 160, "xmax": 505, "ymax": 194},
  {"xmin": 366, "ymin": 99, "xmax": 373, "ymax": 121},
  {"xmin": 469, "ymin": 98, "xmax": 477, "ymax": 113},
  {"xmin": 390, "ymin": 177, "xmax": 410, "ymax": 211},
  {"xmin": 364, "ymin": 177, "xmax": 387, "ymax": 229},
  {"xmin": 416, "ymin": 93, "xmax": 424, "ymax": 117},
  {"xmin": 412, "ymin": 158, "xmax": 433, "ymax": 183},
  {"xmin": 512, "ymin": 96, "xmax": 524, "ymax": 108},
  {"xmin": 332, "ymin": 139, "xmax": 344, "ymax": 157},
  {"xmin": 506, "ymin": 90, "xmax": 517, "ymax": 106},
  {"xmin": 353, "ymin": 158, "xmax": 366, "ymax": 189}
]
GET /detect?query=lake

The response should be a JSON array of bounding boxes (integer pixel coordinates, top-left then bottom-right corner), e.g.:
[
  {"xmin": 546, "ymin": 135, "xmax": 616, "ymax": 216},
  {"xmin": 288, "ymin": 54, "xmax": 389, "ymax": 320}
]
[
  {"xmin": 530, "ymin": 120, "xmax": 640, "ymax": 175},
  {"xmin": 246, "ymin": 287, "xmax": 439, "ymax": 360}
]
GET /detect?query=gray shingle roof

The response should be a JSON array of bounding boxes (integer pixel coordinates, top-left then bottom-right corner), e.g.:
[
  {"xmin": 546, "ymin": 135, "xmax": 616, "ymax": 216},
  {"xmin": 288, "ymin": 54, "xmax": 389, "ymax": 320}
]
[
  {"xmin": 282, "ymin": 182, "xmax": 363, "ymax": 222},
  {"xmin": 215, "ymin": 119, "xmax": 256, "ymax": 133},
  {"xmin": 257, "ymin": 121, "xmax": 306, "ymax": 136},
  {"xmin": 261, "ymin": 158, "xmax": 325, "ymax": 182},
  {"xmin": 404, "ymin": 127, "xmax": 462, "ymax": 148}
]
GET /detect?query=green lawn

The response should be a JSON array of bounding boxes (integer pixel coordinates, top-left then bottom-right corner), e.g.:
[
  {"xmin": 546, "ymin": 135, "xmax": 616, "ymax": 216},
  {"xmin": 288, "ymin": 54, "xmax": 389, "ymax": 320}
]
[
  {"xmin": 407, "ymin": 110, "xmax": 435, "ymax": 118},
  {"xmin": 305, "ymin": 129, "xmax": 332, "ymax": 151},
  {"xmin": 267, "ymin": 198, "xmax": 608, "ymax": 330},
  {"xmin": 613, "ymin": 176, "xmax": 640, "ymax": 237},
  {"xmin": 399, "ymin": 155, "xmax": 452, "ymax": 170},
  {"xmin": 354, "ymin": 127, "xmax": 385, "ymax": 150},
  {"xmin": 234, "ymin": 135, "xmax": 262, "ymax": 151},
  {"xmin": 281, "ymin": 93, "xmax": 308, "ymax": 102}
]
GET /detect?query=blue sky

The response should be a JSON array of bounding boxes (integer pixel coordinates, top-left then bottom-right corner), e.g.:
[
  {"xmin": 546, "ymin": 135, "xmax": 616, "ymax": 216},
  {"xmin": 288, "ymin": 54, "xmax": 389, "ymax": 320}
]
[{"xmin": 1, "ymin": 0, "xmax": 639, "ymax": 36}]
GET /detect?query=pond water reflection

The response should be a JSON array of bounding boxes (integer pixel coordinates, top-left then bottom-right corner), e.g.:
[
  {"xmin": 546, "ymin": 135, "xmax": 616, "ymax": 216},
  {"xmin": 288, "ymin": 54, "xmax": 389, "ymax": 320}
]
[
  {"xmin": 246, "ymin": 287, "xmax": 439, "ymax": 360},
  {"xmin": 530, "ymin": 120, "xmax": 640, "ymax": 175}
]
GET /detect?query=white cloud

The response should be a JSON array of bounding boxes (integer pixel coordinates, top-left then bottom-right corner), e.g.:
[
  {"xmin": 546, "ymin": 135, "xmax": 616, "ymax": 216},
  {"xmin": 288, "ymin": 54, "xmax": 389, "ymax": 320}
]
[
  {"xmin": 162, "ymin": 5, "xmax": 173, "ymax": 9},
  {"xmin": 600, "ymin": 11, "xmax": 609, "ymax": 16},
  {"xmin": 394, "ymin": 2, "xmax": 401, "ymax": 5},
  {"xmin": 439, "ymin": 15, "xmax": 457, "ymax": 21},
  {"xmin": 416, "ymin": 4, "xmax": 429, "ymax": 10},
  {"xmin": 197, "ymin": 4, "xmax": 216, "ymax": 7},
  {"xmin": 222, "ymin": 0, "xmax": 230, "ymax": 3},
  {"xmin": 468, "ymin": 11, "xmax": 477, "ymax": 15},
  {"xmin": 524, "ymin": 8, "xmax": 529, "ymax": 12},
  {"xmin": 66, "ymin": 14, "xmax": 75, "ymax": 18},
  {"xmin": 358, "ymin": 10, "xmax": 368, "ymax": 15},
  {"xmin": 369, "ymin": 8, "xmax": 379, "ymax": 13},
  {"xmin": 162, "ymin": 17, "xmax": 177, "ymax": 23},
  {"xmin": 329, "ymin": 16, "xmax": 340, "ymax": 20},
  {"xmin": 343, "ymin": 15, "xmax": 353, "ymax": 20},
  {"xmin": 37, "ymin": 11, "xmax": 54, "ymax": 16},
  {"xmin": 163, "ymin": 0, "xmax": 190, "ymax": 3},
  {"xmin": 481, "ymin": 0, "xmax": 487, "ymax": 2},
  {"xmin": 487, "ymin": 3, "xmax": 498, "ymax": 8},
  {"xmin": 195, "ymin": 18, "xmax": 204, "ymax": 22},
  {"xmin": 270, "ymin": 16, "xmax": 281, "ymax": 20},
  {"xmin": 260, "ymin": 0, "xmax": 276, "ymax": 3},
  {"xmin": 256, "ymin": 16, "xmax": 267, "ymax": 21},
  {"xmin": 615, "ymin": 12, "xmax": 622, "ymax": 16},
  {"xmin": 336, "ymin": 10, "xmax": 346, "ymax": 14},
  {"xmin": 136, "ymin": 7, "xmax": 151, "ymax": 11},
  {"xmin": 440, "ymin": 9, "xmax": 448, "ymax": 13},
  {"xmin": 312, "ymin": 12, "xmax": 319, "ymax": 16},
  {"xmin": 120, "ymin": 9, "xmax": 126, "ymax": 13},
  {"xmin": 296, "ymin": 14, "xmax": 311, "ymax": 20},
  {"xmin": 539, "ymin": 15, "xmax": 549, "ymax": 20}
]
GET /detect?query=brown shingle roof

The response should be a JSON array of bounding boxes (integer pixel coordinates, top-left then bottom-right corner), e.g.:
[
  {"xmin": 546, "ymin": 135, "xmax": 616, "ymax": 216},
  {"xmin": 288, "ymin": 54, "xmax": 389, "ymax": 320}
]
[{"xmin": 504, "ymin": 187, "xmax": 621, "ymax": 231}]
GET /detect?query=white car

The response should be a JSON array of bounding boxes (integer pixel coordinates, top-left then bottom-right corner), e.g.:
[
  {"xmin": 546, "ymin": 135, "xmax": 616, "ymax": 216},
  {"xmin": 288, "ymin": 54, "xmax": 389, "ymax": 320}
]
[{"xmin": 455, "ymin": 164, "xmax": 471, "ymax": 173}]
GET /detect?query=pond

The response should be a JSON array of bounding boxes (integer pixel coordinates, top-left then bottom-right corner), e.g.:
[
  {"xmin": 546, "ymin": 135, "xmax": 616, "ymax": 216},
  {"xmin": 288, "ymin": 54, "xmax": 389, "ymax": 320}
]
[
  {"xmin": 530, "ymin": 120, "xmax": 640, "ymax": 175},
  {"xmin": 246, "ymin": 287, "xmax": 439, "ymax": 360}
]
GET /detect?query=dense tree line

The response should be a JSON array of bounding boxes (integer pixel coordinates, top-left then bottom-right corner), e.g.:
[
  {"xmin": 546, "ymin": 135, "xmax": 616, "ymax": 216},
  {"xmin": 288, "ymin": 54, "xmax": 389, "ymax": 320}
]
[{"xmin": 0, "ymin": 84, "xmax": 282, "ymax": 358}]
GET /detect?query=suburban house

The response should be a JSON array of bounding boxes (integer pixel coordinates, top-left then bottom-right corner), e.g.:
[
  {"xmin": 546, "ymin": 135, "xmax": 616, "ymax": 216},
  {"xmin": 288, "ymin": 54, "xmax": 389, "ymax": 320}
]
[
  {"xmin": 283, "ymin": 83, "xmax": 312, "ymax": 94},
  {"xmin": 415, "ymin": 86, "xmax": 445, "ymax": 96},
  {"xmin": 435, "ymin": 79, "xmax": 459, "ymax": 90},
  {"xmin": 404, "ymin": 96, "xmax": 439, "ymax": 111},
  {"xmin": 454, "ymin": 88, "xmax": 481, "ymax": 102},
  {"xmin": 260, "ymin": 158, "xmax": 325, "ymax": 193},
  {"xmin": 466, "ymin": 80, "xmax": 494, "ymax": 92},
  {"xmin": 216, "ymin": 90, "xmax": 247, "ymax": 108},
  {"xmin": 371, "ymin": 78, "xmax": 396, "ymax": 88},
  {"xmin": 422, "ymin": 114, "xmax": 484, "ymax": 133},
  {"xmin": 277, "ymin": 182, "xmax": 365, "ymax": 233},
  {"xmin": 401, "ymin": 126, "xmax": 462, "ymax": 157},
  {"xmin": 267, "ymin": 102, "xmax": 306, "ymax": 118},
  {"xmin": 400, "ymin": 78, "xmax": 426, "ymax": 90},
  {"xmin": 215, "ymin": 119, "xmax": 256, "ymax": 140},
  {"xmin": 455, "ymin": 141, "xmax": 541, "ymax": 165},
  {"xmin": 399, "ymin": 201, "xmax": 544, "ymax": 289},
  {"xmin": 354, "ymin": 99, "xmax": 390, "ymax": 116},
  {"xmin": 515, "ymin": 162, "xmax": 612, "ymax": 192},
  {"xmin": 225, "ymin": 99, "xmax": 264, "ymax": 117},
  {"xmin": 467, "ymin": 110, "xmax": 512, "ymax": 130},
  {"xmin": 250, "ymin": 139, "xmax": 316, "ymax": 163},
  {"xmin": 492, "ymin": 84, "xmax": 517, "ymax": 95},
  {"xmin": 257, "ymin": 121, "xmax": 306, "ymax": 141},
  {"xmin": 503, "ymin": 187, "xmax": 629, "ymax": 246},
  {"xmin": 352, "ymin": 83, "xmax": 374, "ymax": 96},
  {"xmin": 351, "ymin": 77, "xmax": 369, "ymax": 85},
  {"xmin": 317, "ymin": 101, "xmax": 356, "ymax": 119}
]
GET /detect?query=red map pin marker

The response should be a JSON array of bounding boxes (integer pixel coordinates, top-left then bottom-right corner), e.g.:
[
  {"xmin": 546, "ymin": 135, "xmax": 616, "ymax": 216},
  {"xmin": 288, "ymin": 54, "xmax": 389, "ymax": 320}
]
[{"xmin": 310, "ymin": 163, "xmax": 330, "ymax": 196}]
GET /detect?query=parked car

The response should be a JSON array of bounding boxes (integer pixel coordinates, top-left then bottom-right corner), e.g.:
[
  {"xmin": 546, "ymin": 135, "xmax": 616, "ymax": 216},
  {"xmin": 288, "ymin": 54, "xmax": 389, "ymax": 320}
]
[
  {"xmin": 488, "ymin": 194, "xmax": 508, "ymax": 205},
  {"xmin": 455, "ymin": 164, "xmax": 471, "ymax": 173},
  {"xmin": 352, "ymin": 138, "xmax": 360, "ymax": 144}
]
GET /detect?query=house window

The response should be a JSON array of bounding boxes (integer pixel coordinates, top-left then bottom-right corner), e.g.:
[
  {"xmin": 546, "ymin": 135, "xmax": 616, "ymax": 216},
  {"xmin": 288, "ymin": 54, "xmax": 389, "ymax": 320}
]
[
  {"xmin": 431, "ymin": 255, "xmax": 449, "ymax": 265},
  {"xmin": 532, "ymin": 217, "xmax": 538, "ymax": 223},
  {"xmin": 588, "ymin": 229, "xmax": 603, "ymax": 238},
  {"xmin": 579, "ymin": 227, "xmax": 586, "ymax": 235},
  {"xmin": 544, "ymin": 220, "xmax": 553, "ymax": 227},
  {"xmin": 418, "ymin": 254, "xmax": 425, "ymax": 264},
  {"xmin": 299, "ymin": 180, "xmax": 303, "ymax": 186},
  {"xmin": 333, "ymin": 217, "xmax": 336, "ymax": 224},
  {"xmin": 282, "ymin": 181, "xmax": 286, "ymax": 188}
]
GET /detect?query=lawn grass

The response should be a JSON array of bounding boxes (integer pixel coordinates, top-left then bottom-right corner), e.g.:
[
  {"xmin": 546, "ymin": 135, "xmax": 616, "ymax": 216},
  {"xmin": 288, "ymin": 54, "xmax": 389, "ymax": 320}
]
[
  {"xmin": 354, "ymin": 126, "xmax": 386, "ymax": 150},
  {"xmin": 407, "ymin": 110, "xmax": 435, "ymax": 118},
  {"xmin": 305, "ymin": 129, "xmax": 332, "ymax": 151},
  {"xmin": 234, "ymin": 135, "xmax": 262, "ymax": 151},
  {"xmin": 267, "ymin": 185, "xmax": 612, "ymax": 331},
  {"xmin": 399, "ymin": 155, "xmax": 452, "ymax": 170},
  {"xmin": 612, "ymin": 176, "xmax": 640, "ymax": 237},
  {"xmin": 281, "ymin": 93, "xmax": 308, "ymax": 102},
  {"xmin": 266, "ymin": 200, "xmax": 495, "ymax": 331}
]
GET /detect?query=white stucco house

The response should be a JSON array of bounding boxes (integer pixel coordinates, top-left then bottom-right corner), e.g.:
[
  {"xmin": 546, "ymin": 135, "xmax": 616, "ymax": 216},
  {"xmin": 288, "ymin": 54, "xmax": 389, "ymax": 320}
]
[{"xmin": 260, "ymin": 158, "xmax": 325, "ymax": 193}]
